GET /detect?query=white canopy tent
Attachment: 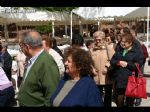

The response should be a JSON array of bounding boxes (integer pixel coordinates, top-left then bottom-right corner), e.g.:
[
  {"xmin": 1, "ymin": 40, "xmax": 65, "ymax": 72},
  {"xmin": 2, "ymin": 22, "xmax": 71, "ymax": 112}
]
[
  {"xmin": 71, "ymin": 7, "xmax": 139, "ymax": 40},
  {"xmin": 72, "ymin": 7, "xmax": 139, "ymax": 20},
  {"xmin": 0, "ymin": 7, "xmax": 79, "ymax": 40},
  {"xmin": 124, "ymin": 7, "xmax": 150, "ymax": 19},
  {"xmin": 0, "ymin": 7, "xmax": 74, "ymax": 23}
]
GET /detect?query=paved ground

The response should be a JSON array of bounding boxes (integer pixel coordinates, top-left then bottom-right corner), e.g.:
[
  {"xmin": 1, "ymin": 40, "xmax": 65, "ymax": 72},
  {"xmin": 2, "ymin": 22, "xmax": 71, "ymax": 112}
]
[{"xmin": 136, "ymin": 60, "xmax": 150, "ymax": 107}]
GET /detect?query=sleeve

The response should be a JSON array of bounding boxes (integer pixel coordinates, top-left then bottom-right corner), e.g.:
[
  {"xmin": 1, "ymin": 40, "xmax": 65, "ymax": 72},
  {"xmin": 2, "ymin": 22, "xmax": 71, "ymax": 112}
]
[
  {"xmin": 110, "ymin": 52, "xmax": 121, "ymax": 67},
  {"xmin": 3, "ymin": 54, "xmax": 12, "ymax": 70},
  {"xmin": 126, "ymin": 49, "xmax": 144, "ymax": 70},
  {"xmin": 55, "ymin": 59, "xmax": 65, "ymax": 77},
  {"xmin": 41, "ymin": 57, "xmax": 60, "ymax": 106},
  {"xmin": 87, "ymin": 81, "xmax": 104, "ymax": 107}
]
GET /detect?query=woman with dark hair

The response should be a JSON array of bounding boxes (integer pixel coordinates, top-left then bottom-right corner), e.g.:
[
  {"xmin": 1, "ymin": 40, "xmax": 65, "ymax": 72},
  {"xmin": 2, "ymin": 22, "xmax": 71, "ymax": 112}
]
[
  {"xmin": 120, "ymin": 27, "xmax": 131, "ymax": 35},
  {"xmin": 50, "ymin": 47, "xmax": 103, "ymax": 107},
  {"xmin": 72, "ymin": 34, "xmax": 88, "ymax": 51},
  {"xmin": 52, "ymin": 38, "xmax": 63, "ymax": 58},
  {"xmin": 110, "ymin": 33, "xmax": 144, "ymax": 107}
]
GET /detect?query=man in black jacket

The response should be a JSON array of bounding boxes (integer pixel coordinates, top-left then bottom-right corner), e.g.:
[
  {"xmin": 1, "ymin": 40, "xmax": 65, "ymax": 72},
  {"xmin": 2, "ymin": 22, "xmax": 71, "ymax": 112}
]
[{"xmin": 1, "ymin": 42, "xmax": 12, "ymax": 81}]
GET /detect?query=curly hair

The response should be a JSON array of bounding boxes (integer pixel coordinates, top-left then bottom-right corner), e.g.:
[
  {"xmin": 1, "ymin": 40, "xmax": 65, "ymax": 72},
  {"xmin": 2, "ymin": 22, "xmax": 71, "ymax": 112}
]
[{"xmin": 64, "ymin": 47, "xmax": 94, "ymax": 77}]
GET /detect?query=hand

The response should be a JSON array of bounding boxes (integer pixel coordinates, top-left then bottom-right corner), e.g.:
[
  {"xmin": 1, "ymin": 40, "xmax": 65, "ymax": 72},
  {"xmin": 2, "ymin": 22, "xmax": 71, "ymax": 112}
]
[
  {"xmin": 119, "ymin": 61, "xmax": 128, "ymax": 68},
  {"xmin": 102, "ymin": 67, "xmax": 107, "ymax": 75},
  {"xmin": 91, "ymin": 65, "xmax": 98, "ymax": 76}
]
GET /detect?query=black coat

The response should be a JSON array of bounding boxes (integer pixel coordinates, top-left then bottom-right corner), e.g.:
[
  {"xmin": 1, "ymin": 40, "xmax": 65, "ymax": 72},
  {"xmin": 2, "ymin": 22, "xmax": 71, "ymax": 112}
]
[
  {"xmin": 110, "ymin": 41, "xmax": 144, "ymax": 89},
  {"xmin": 2, "ymin": 51, "xmax": 12, "ymax": 81}
]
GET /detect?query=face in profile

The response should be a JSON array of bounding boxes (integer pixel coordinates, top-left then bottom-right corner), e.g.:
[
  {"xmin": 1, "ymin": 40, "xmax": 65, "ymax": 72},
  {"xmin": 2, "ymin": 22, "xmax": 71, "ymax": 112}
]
[
  {"xmin": 106, "ymin": 36, "xmax": 112, "ymax": 44},
  {"xmin": 19, "ymin": 42, "xmax": 30, "ymax": 57},
  {"xmin": 89, "ymin": 43, "xmax": 95, "ymax": 49},
  {"xmin": 64, "ymin": 56, "xmax": 78, "ymax": 76}
]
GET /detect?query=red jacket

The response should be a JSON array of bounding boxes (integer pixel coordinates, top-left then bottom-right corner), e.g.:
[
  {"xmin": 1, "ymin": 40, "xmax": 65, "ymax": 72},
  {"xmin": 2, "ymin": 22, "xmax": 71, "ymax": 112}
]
[{"xmin": 141, "ymin": 44, "xmax": 149, "ymax": 63}]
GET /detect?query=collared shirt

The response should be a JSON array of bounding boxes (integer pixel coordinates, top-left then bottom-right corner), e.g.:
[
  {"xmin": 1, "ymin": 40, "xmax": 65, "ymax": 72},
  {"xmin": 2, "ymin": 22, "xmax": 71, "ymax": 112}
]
[
  {"xmin": 0, "ymin": 67, "xmax": 11, "ymax": 85},
  {"xmin": 23, "ymin": 49, "xmax": 44, "ymax": 83}
]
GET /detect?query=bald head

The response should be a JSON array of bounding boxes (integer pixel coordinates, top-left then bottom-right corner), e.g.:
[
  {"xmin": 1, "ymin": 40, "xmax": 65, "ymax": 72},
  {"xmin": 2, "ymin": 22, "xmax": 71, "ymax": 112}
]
[
  {"xmin": 28, "ymin": 31, "xmax": 41, "ymax": 39},
  {"xmin": 21, "ymin": 31, "xmax": 42, "ymax": 48}
]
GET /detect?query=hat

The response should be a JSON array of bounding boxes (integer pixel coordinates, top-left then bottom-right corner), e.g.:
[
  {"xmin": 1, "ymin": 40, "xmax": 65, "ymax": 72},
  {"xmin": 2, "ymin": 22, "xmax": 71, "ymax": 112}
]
[{"xmin": 1, "ymin": 42, "xmax": 8, "ymax": 48}]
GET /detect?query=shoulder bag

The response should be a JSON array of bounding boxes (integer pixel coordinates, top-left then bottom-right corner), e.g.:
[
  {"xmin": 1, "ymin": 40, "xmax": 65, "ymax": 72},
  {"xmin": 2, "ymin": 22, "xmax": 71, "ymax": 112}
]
[{"xmin": 125, "ymin": 64, "xmax": 147, "ymax": 99}]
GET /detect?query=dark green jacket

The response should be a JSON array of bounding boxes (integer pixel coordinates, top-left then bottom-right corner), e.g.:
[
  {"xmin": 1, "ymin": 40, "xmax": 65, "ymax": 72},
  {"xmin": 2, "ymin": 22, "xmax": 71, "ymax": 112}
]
[{"xmin": 18, "ymin": 51, "xmax": 60, "ymax": 106}]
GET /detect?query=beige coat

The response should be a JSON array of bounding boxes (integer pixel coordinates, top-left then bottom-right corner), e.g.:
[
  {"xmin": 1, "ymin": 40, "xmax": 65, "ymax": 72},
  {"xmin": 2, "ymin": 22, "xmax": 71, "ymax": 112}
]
[
  {"xmin": 90, "ymin": 43, "xmax": 115, "ymax": 85},
  {"xmin": 15, "ymin": 51, "xmax": 26, "ymax": 77}
]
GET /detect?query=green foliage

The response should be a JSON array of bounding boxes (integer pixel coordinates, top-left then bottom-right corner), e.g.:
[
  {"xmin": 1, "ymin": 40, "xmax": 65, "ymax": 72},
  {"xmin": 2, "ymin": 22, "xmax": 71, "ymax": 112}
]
[
  {"xmin": 35, "ymin": 7, "xmax": 77, "ymax": 12},
  {"xmin": 33, "ymin": 7, "xmax": 77, "ymax": 34},
  {"xmin": 35, "ymin": 22, "xmax": 52, "ymax": 34}
]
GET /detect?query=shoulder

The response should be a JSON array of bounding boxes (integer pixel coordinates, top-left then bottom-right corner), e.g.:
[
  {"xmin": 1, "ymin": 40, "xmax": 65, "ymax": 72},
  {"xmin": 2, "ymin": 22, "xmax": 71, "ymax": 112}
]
[
  {"xmin": 49, "ymin": 49, "xmax": 62, "ymax": 59},
  {"xmin": 36, "ymin": 51, "xmax": 54, "ymax": 64},
  {"xmin": 80, "ymin": 76, "xmax": 96, "ymax": 85}
]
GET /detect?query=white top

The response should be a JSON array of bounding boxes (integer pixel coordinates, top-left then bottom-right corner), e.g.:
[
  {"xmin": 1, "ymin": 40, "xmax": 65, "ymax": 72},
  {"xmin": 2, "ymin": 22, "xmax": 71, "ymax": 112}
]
[
  {"xmin": 15, "ymin": 51, "xmax": 26, "ymax": 77},
  {"xmin": 49, "ymin": 48, "xmax": 65, "ymax": 78}
]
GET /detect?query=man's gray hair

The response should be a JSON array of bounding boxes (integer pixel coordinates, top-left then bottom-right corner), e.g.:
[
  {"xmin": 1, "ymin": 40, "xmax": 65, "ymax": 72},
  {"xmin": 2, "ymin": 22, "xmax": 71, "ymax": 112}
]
[
  {"xmin": 1, "ymin": 42, "xmax": 8, "ymax": 48},
  {"xmin": 22, "ymin": 31, "xmax": 42, "ymax": 48}
]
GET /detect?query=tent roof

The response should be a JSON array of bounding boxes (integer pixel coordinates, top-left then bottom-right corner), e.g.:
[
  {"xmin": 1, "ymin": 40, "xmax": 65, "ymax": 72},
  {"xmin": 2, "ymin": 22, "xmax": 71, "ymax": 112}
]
[
  {"xmin": 0, "ymin": 7, "xmax": 79, "ymax": 25},
  {"xmin": 72, "ymin": 7, "xmax": 139, "ymax": 20},
  {"xmin": 124, "ymin": 7, "xmax": 150, "ymax": 20}
]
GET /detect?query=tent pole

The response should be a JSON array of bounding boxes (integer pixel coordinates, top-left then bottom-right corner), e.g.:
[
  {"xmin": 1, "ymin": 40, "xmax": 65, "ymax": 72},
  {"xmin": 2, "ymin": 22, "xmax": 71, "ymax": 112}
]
[
  {"xmin": 65, "ymin": 24, "xmax": 68, "ymax": 36},
  {"xmin": 79, "ymin": 19, "xmax": 82, "ymax": 36},
  {"xmin": 70, "ymin": 11, "xmax": 73, "ymax": 44},
  {"xmin": 114, "ymin": 17, "xmax": 116, "ymax": 29},
  {"xmin": 144, "ymin": 19, "xmax": 145, "ymax": 37},
  {"xmin": 98, "ymin": 20, "xmax": 100, "ymax": 31},
  {"xmin": 16, "ymin": 24, "xmax": 19, "ymax": 40},
  {"xmin": 4, "ymin": 24, "xmax": 9, "ymax": 43},
  {"xmin": 52, "ymin": 21, "xmax": 55, "ymax": 38},
  {"xmin": 86, "ymin": 23, "xmax": 88, "ymax": 34},
  {"xmin": 147, "ymin": 7, "xmax": 149, "ymax": 53}
]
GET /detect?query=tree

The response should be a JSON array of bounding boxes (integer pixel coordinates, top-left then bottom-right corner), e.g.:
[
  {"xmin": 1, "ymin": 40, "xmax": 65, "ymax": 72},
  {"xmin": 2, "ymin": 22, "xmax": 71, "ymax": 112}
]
[
  {"xmin": 35, "ymin": 22, "xmax": 52, "ymax": 34},
  {"xmin": 35, "ymin": 7, "xmax": 76, "ymax": 12}
]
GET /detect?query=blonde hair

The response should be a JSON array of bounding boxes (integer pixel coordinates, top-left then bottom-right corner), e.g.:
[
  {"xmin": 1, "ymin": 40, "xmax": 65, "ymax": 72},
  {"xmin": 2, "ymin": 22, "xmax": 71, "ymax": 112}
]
[{"xmin": 93, "ymin": 31, "xmax": 105, "ymax": 39}]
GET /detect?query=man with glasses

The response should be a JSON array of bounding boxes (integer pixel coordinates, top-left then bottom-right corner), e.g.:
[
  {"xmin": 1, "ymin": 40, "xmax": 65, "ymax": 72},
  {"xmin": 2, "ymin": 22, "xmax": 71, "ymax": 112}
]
[{"xmin": 17, "ymin": 31, "xmax": 60, "ymax": 106}]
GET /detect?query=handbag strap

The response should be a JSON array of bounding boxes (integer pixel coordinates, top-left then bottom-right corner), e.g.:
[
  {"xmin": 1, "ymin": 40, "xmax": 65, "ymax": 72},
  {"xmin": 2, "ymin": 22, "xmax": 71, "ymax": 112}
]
[
  {"xmin": 52, "ymin": 80, "xmax": 77, "ymax": 106},
  {"xmin": 135, "ymin": 63, "xmax": 143, "ymax": 77},
  {"xmin": 105, "ymin": 44, "xmax": 110, "ymax": 61}
]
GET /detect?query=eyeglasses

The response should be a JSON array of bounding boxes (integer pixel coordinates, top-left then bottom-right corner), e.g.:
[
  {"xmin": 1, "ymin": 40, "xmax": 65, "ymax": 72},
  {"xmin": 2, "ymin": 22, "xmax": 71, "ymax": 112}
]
[
  {"xmin": 95, "ymin": 38, "xmax": 102, "ymax": 42},
  {"xmin": 121, "ymin": 41, "xmax": 128, "ymax": 43}
]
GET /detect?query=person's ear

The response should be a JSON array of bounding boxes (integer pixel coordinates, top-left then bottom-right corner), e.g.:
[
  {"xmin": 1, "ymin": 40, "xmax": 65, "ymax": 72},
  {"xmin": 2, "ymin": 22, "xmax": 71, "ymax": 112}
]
[{"xmin": 25, "ymin": 44, "xmax": 31, "ymax": 49}]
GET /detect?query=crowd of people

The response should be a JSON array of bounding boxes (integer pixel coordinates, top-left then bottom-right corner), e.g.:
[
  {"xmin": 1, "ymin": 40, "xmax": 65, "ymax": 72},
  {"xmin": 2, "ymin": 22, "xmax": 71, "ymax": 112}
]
[{"xmin": 0, "ymin": 23, "xmax": 149, "ymax": 107}]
